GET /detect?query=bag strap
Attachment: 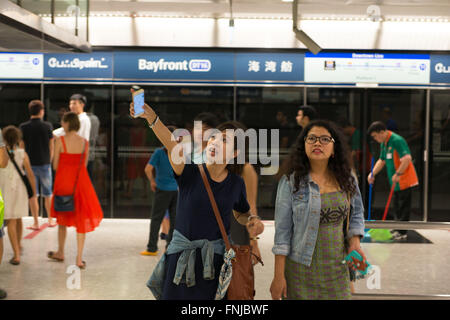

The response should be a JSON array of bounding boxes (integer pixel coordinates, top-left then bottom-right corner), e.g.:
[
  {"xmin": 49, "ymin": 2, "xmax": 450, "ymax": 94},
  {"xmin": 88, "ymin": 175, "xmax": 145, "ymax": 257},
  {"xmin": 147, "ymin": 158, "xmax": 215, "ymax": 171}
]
[
  {"xmin": 6, "ymin": 149, "xmax": 29, "ymax": 188},
  {"xmin": 61, "ymin": 136, "xmax": 68, "ymax": 153},
  {"xmin": 198, "ymin": 164, "xmax": 232, "ymax": 251},
  {"xmin": 71, "ymin": 141, "xmax": 86, "ymax": 196}
]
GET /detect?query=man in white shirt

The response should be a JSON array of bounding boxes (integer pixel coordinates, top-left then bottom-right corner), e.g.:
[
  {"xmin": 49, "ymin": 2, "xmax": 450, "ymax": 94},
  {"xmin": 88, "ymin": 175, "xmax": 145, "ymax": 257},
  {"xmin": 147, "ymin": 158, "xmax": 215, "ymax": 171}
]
[{"xmin": 53, "ymin": 94, "xmax": 91, "ymax": 141}]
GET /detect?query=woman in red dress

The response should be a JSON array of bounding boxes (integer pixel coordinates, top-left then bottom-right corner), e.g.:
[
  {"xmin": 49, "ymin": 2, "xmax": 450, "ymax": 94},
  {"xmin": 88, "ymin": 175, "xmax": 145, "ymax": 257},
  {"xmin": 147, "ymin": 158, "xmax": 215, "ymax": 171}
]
[{"xmin": 47, "ymin": 112, "xmax": 103, "ymax": 269}]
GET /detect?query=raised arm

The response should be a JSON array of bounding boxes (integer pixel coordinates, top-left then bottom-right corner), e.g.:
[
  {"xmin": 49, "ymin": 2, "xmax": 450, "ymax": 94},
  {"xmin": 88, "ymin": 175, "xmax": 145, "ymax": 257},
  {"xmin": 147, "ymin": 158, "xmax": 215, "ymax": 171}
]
[{"xmin": 130, "ymin": 102, "xmax": 185, "ymax": 176}]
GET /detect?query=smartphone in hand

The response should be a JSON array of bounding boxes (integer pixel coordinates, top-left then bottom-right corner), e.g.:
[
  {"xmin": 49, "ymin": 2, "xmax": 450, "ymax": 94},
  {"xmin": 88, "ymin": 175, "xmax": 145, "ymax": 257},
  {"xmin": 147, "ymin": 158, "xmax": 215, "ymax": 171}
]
[{"xmin": 132, "ymin": 88, "xmax": 145, "ymax": 118}]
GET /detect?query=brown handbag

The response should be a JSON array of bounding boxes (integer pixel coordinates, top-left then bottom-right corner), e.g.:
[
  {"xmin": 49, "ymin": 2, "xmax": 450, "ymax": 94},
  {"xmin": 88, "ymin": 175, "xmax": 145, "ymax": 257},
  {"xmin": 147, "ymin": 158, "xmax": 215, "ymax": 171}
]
[{"xmin": 198, "ymin": 164, "xmax": 259, "ymax": 300}]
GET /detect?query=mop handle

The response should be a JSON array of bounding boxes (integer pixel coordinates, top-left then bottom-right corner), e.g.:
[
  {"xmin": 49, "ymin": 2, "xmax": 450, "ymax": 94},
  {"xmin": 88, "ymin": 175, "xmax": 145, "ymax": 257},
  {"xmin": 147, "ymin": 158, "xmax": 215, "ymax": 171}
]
[
  {"xmin": 382, "ymin": 182, "xmax": 396, "ymax": 221},
  {"xmin": 367, "ymin": 157, "xmax": 375, "ymax": 221}
]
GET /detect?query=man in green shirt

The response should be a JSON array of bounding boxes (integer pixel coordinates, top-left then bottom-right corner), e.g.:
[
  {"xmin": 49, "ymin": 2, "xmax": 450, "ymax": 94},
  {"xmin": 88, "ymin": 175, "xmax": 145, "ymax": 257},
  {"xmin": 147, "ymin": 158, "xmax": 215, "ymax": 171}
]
[{"xmin": 367, "ymin": 121, "xmax": 419, "ymax": 240}]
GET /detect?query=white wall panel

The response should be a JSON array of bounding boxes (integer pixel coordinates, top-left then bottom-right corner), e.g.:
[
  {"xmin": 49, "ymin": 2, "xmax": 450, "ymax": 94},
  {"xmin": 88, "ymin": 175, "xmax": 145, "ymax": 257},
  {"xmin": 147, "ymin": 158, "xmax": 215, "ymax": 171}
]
[{"xmin": 86, "ymin": 17, "xmax": 450, "ymax": 51}]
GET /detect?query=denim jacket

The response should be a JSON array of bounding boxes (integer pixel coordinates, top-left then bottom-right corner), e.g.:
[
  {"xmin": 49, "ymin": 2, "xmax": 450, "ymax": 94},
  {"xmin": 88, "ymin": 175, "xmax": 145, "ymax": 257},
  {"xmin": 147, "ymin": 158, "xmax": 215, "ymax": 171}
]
[
  {"xmin": 147, "ymin": 229, "xmax": 226, "ymax": 300},
  {"xmin": 272, "ymin": 174, "xmax": 365, "ymax": 267}
]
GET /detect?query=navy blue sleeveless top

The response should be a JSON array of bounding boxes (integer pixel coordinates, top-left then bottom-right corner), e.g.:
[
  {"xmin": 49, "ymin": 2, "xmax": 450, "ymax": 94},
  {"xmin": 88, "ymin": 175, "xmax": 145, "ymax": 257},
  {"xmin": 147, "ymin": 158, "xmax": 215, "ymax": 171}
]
[{"xmin": 174, "ymin": 163, "xmax": 250, "ymax": 241}]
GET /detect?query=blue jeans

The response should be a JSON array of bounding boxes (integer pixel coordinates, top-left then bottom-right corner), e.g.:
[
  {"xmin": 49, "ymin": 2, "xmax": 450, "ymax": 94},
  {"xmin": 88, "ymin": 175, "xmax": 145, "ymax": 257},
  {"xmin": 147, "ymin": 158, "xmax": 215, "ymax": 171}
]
[{"xmin": 31, "ymin": 164, "xmax": 53, "ymax": 197}]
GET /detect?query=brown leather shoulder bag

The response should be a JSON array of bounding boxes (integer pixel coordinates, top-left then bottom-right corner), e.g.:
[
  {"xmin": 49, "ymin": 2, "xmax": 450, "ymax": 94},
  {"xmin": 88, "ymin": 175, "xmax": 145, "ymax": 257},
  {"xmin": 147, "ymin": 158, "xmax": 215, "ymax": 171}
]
[{"xmin": 198, "ymin": 164, "xmax": 259, "ymax": 300}]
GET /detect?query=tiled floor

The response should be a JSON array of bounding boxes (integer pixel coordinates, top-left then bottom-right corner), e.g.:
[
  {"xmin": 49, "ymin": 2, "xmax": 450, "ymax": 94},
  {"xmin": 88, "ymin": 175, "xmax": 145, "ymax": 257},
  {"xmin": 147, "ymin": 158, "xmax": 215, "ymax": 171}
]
[{"xmin": 0, "ymin": 217, "xmax": 449, "ymax": 300}]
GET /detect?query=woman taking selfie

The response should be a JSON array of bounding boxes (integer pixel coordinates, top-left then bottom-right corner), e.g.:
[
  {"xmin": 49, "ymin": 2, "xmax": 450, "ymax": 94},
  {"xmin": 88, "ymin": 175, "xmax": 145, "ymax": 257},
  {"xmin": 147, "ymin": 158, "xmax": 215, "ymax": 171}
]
[
  {"xmin": 130, "ymin": 101, "xmax": 264, "ymax": 300},
  {"xmin": 270, "ymin": 120, "xmax": 366, "ymax": 300}
]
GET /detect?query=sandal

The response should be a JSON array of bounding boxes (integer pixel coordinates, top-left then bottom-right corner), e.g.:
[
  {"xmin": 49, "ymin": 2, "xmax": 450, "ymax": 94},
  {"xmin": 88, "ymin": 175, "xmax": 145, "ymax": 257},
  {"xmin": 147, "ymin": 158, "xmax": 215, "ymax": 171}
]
[
  {"xmin": 47, "ymin": 251, "xmax": 64, "ymax": 262},
  {"xmin": 77, "ymin": 261, "xmax": 86, "ymax": 270},
  {"xmin": 9, "ymin": 258, "xmax": 20, "ymax": 266}
]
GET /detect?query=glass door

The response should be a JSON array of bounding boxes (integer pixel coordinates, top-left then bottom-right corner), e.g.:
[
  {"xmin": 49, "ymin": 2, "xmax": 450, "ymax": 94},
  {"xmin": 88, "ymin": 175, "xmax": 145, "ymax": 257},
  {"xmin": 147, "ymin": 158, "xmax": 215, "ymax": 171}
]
[
  {"xmin": 366, "ymin": 89, "xmax": 426, "ymax": 221},
  {"xmin": 429, "ymin": 90, "xmax": 450, "ymax": 222}
]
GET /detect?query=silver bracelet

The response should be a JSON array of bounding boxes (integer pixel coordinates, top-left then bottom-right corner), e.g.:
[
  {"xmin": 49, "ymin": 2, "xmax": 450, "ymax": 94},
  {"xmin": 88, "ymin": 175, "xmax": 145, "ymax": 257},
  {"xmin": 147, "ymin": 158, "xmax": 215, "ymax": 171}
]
[
  {"xmin": 247, "ymin": 215, "xmax": 261, "ymax": 222},
  {"xmin": 148, "ymin": 116, "xmax": 159, "ymax": 129}
]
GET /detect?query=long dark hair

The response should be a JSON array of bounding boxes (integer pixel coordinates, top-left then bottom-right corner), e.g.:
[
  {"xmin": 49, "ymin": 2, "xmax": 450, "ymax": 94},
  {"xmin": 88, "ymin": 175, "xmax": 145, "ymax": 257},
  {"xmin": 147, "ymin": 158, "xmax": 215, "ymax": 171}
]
[{"xmin": 287, "ymin": 120, "xmax": 356, "ymax": 196}]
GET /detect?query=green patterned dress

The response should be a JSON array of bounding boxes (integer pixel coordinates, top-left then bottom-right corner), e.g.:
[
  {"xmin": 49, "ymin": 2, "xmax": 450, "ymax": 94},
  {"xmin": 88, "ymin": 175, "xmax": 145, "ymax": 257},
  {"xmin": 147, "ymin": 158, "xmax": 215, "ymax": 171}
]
[{"xmin": 285, "ymin": 191, "xmax": 351, "ymax": 300}]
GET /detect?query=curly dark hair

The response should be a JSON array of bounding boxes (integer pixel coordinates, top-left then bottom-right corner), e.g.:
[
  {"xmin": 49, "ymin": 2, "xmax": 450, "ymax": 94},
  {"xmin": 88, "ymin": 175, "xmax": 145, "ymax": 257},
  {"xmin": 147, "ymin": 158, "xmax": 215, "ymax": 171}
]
[{"xmin": 287, "ymin": 120, "xmax": 356, "ymax": 196}]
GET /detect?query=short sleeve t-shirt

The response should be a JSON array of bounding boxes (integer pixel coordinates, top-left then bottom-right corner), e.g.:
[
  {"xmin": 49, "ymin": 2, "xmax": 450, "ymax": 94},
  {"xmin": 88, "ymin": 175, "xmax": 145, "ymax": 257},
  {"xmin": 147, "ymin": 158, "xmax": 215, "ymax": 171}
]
[
  {"xmin": 19, "ymin": 119, "xmax": 53, "ymax": 166},
  {"xmin": 148, "ymin": 148, "xmax": 178, "ymax": 191},
  {"xmin": 174, "ymin": 163, "xmax": 250, "ymax": 241},
  {"xmin": 53, "ymin": 112, "xmax": 91, "ymax": 141},
  {"xmin": 380, "ymin": 131, "xmax": 419, "ymax": 191}
]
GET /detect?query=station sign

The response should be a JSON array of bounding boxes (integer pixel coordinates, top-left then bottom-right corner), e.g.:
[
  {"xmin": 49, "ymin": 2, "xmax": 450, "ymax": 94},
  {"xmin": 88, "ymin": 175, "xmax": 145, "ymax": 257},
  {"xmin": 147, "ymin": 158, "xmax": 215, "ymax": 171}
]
[
  {"xmin": 2, "ymin": 50, "xmax": 448, "ymax": 86},
  {"xmin": 235, "ymin": 52, "xmax": 304, "ymax": 82},
  {"xmin": 113, "ymin": 51, "xmax": 234, "ymax": 81},
  {"xmin": 0, "ymin": 53, "xmax": 43, "ymax": 79},
  {"xmin": 430, "ymin": 54, "xmax": 450, "ymax": 84},
  {"xmin": 305, "ymin": 52, "xmax": 430, "ymax": 84},
  {"xmin": 44, "ymin": 52, "xmax": 113, "ymax": 79}
]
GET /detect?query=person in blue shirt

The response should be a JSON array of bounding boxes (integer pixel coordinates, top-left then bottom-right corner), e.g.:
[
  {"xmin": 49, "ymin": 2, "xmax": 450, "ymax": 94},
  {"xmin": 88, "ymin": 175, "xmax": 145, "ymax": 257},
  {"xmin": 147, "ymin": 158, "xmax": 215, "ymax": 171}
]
[{"xmin": 141, "ymin": 126, "xmax": 180, "ymax": 256}]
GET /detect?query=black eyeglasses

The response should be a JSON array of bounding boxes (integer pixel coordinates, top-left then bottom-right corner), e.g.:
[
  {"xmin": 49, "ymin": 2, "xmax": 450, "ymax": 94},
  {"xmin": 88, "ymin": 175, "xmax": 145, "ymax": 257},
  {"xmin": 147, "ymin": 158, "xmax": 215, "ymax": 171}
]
[{"xmin": 304, "ymin": 135, "xmax": 335, "ymax": 145}]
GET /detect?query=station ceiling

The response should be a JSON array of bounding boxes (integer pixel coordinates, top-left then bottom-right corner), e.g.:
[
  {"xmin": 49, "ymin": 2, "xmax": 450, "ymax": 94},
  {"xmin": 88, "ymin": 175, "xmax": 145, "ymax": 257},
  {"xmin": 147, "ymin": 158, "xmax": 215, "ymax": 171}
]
[
  {"xmin": 1, "ymin": 0, "xmax": 448, "ymax": 52},
  {"xmin": 85, "ymin": 0, "xmax": 450, "ymax": 18}
]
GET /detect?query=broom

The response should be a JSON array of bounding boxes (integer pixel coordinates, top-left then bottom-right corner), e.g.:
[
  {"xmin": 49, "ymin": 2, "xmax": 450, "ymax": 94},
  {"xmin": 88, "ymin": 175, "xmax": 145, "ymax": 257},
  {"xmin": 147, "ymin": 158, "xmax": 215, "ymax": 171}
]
[
  {"xmin": 362, "ymin": 157, "xmax": 375, "ymax": 243},
  {"xmin": 368, "ymin": 182, "xmax": 396, "ymax": 242}
]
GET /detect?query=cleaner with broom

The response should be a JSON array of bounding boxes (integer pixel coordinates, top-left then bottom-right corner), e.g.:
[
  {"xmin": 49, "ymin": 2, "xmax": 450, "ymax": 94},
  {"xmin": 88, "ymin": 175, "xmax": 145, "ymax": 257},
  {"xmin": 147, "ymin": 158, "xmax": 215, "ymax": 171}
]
[{"xmin": 367, "ymin": 121, "xmax": 419, "ymax": 241}]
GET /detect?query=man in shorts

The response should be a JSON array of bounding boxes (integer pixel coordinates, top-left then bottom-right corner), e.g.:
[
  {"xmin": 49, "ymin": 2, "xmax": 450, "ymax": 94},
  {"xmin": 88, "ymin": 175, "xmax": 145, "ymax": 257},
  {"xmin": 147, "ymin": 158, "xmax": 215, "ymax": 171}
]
[{"xmin": 20, "ymin": 100, "xmax": 55, "ymax": 229}]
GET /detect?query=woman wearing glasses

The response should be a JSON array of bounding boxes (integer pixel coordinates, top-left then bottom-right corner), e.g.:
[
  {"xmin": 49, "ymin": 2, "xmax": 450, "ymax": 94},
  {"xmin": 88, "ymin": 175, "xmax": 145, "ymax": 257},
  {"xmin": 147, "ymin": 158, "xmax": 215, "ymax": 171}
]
[{"xmin": 270, "ymin": 120, "xmax": 366, "ymax": 300}]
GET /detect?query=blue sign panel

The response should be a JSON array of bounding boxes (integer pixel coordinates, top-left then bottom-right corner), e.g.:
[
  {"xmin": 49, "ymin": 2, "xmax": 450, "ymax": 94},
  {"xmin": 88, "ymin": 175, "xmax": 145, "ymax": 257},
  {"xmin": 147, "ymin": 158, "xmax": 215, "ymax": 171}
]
[
  {"xmin": 113, "ymin": 51, "xmax": 234, "ymax": 80},
  {"xmin": 44, "ymin": 52, "xmax": 113, "ymax": 79},
  {"xmin": 430, "ymin": 54, "xmax": 450, "ymax": 84},
  {"xmin": 235, "ymin": 52, "xmax": 304, "ymax": 81}
]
